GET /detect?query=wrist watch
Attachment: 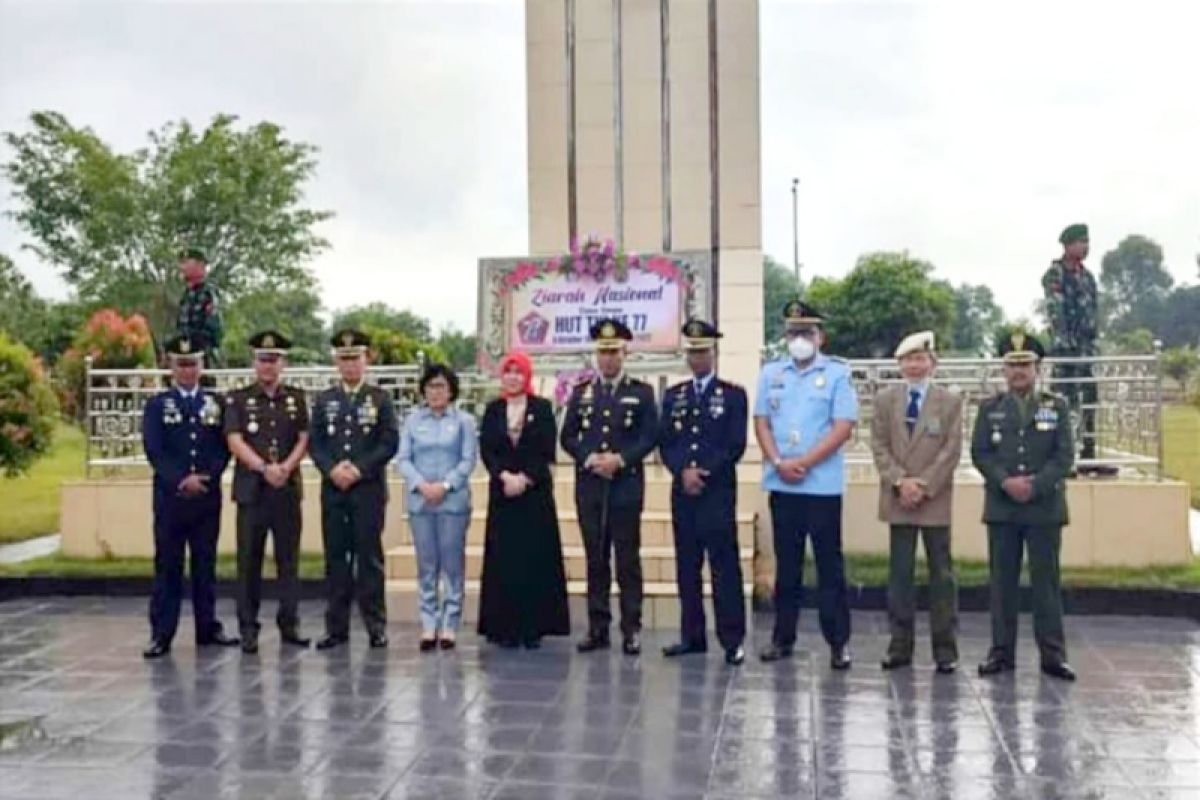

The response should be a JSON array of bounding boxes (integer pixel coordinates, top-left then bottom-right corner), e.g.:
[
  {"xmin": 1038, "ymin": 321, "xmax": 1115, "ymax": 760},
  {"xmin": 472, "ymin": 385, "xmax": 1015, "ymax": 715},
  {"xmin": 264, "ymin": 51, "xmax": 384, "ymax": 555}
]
[
  {"xmin": 441, "ymin": 480, "xmax": 452, "ymax": 492},
  {"xmin": 255, "ymin": 463, "xmax": 268, "ymax": 474},
  {"xmin": 772, "ymin": 456, "xmax": 783, "ymax": 468}
]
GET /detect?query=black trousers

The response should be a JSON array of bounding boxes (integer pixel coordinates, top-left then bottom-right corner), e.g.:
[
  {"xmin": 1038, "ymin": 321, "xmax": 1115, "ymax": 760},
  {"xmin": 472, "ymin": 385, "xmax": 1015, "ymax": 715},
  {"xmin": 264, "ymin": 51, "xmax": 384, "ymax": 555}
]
[
  {"xmin": 236, "ymin": 489, "xmax": 302, "ymax": 637},
  {"xmin": 149, "ymin": 494, "xmax": 223, "ymax": 645},
  {"xmin": 322, "ymin": 483, "xmax": 387, "ymax": 638},
  {"xmin": 769, "ymin": 492, "xmax": 850, "ymax": 649},
  {"xmin": 1054, "ymin": 360, "xmax": 1096, "ymax": 460},
  {"xmin": 577, "ymin": 486, "xmax": 642, "ymax": 637},
  {"xmin": 671, "ymin": 487, "xmax": 746, "ymax": 651}
]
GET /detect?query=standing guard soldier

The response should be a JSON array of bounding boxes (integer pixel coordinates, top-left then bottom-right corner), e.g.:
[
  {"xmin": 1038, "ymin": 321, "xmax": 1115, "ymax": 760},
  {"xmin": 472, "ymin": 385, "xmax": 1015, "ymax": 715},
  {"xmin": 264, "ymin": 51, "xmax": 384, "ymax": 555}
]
[
  {"xmin": 560, "ymin": 318, "xmax": 659, "ymax": 656},
  {"xmin": 754, "ymin": 300, "xmax": 858, "ymax": 669},
  {"xmin": 224, "ymin": 330, "xmax": 312, "ymax": 654},
  {"xmin": 309, "ymin": 329, "xmax": 400, "ymax": 650},
  {"xmin": 658, "ymin": 320, "xmax": 748, "ymax": 666},
  {"xmin": 176, "ymin": 248, "xmax": 224, "ymax": 366},
  {"xmin": 972, "ymin": 332, "xmax": 1076, "ymax": 681},
  {"xmin": 1041, "ymin": 223, "xmax": 1099, "ymax": 466},
  {"xmin": 141, "ymin": 335, "xmax": 239, "ymax": 658}
]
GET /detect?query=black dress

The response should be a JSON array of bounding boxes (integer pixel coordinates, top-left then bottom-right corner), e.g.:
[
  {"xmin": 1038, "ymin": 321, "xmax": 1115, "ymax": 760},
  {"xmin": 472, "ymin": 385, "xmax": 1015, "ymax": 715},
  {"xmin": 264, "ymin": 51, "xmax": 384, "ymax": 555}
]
[{"xmin": 477, "ymin": 395, "xmax": 571, "ymax": 643}]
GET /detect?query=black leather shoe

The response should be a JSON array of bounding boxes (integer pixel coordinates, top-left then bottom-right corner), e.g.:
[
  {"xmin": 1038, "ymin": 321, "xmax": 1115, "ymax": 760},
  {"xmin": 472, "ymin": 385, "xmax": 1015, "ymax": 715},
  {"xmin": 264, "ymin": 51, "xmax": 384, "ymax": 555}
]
[
  {"xmin": 316, "ymin": 634, "xmax": 348, "ymax": 651},
  {"xmin": 142, "ymin": 640, "xmax": 171, "ymax": 659},
  {"xmin": 241, "ymin": 636, "xmax": 259, "ymax": 655},
  {"xmin": 662, "ymin": 642, "xmax": 707, "ymax": 658},
  {"xmin": 438, "ymin": 637, "xmax": 455, "ymax": 651},
  {"xmin": 759, "ymin": 644, "xmax": 794, "ymax": 663},
  {"xmin": 1041, "ymin": 661, "xmax": 1077, "ymax": 682},
  {"xmin": 880, "ymin": 655, "xmax": 912, "ymax": 671},
  {"xmin": 280, "ymin": 631, "xmax": 311, "ymax": 648},
  {"xmin": 523, "ymin": 637, "xmax": 542, "ymax": 650},
  {"xmin": 198, "ymin": 631, "xmax": 241, "ymax": 647},
  {"xmin": 419, "ymin": 638, "xmax": 437, "ymax": 652},
  {"xmin": 831, "ymin": 646, "xmax": 852, "ymax": 671},
  {"xmin": 369, "ymin": 633, "xmax": 389, "ymax": 649},
  {"xmin": 576, "ymin": 633, "xmax": 611, "ymax": 653},
  {"xmin": 725, "ymin": 646, "xmax": 746, "ymax": 666},
  {"xmin": 622, "ymin": 633, "xmax": 641, "ymax": 656},
  {"xmin": 935, "ymin": 661, "xmax": 958, "ymax": 675},
  {"xmin": 978, "ymin": 656, "xmax": 1015, "ymax": 677}
]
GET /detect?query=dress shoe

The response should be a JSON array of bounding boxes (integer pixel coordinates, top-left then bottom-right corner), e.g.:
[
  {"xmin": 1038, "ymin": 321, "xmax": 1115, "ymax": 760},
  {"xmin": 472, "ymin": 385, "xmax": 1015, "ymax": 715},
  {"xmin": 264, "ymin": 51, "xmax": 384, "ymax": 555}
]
[
  {"xmin": 622, "ymin": 633, "xmax": 642, "ymax": 656},
  {"xmin": 315, "ymin": 634, "xmax": 348, "ymax": 651},
  {"xmin": 935, "ymin": 661, "xmax": 958, "ymax": 675},
  {"xmin": 880, "ymin": 654, "xmax": 912, "ymax": 671},
  {"xmin": 830, "ymin": 646, "xmax": 853, "ymax": 671},
  {"xmin": 576, "ymin": 633, "xmax": 611, "ymax": 653},
  {"xmin": 280, "ymin": 631, "xmax": 311, "ymax": 648},
  {"xmin": 1041, "ymin": 661, "xmax": 1077, "ymax": 682},
  {"xmin": 198, "ymin": 631, "xmax": 241, "ymax": 648},
  {"xmin": 438, "ymin": 637, "xmax": 456, "ymax": 651},
  {"xmin": 662, "ymin": 642, "xmax": 707, "ymax": 658},
  {"xmin": 241, "ymin": 636, "xmax": 259, "ymax": 655},
  {"xmin": 419, "ymin": 638, "xmax": 437, "ymax": 653},
  {"xmin": 759, "ymin": 644, "xmax": 794, "ymax": 663},
  {"xmin": 977, "ymin": 656, "xmax": 1015, "ymax": 677},
  {"xmin": 523, "ymin": 637, "xmax": 542, "ymax": 650},
  {"xmin": 725, "ymin": 646, "xmax": 746, "ymax": 666},
  {"xmin": 369, "ymin": 633, "xmax": 389, "ymax": 649},
  {"xmin": 142, "ymin": 640, "xmax": 171, "ymax": 659}
]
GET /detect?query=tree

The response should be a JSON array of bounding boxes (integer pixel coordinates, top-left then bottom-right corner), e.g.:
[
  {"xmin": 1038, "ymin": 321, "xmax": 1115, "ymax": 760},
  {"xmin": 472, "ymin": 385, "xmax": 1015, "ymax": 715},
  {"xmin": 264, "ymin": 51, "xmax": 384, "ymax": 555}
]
[
  {"xmin": 436, "ymin": 326, "xmax": 478, "ymax": 370},
  {"xmin": 0, "ymin": 333, "xmax": 58, "ymax": 476},
  {"xmin": 803, "ymin": 252, "xmax": 955, "ymax": 358},
  {"xmin": 763, "ymin": 255, "xmax": 802, "ymax": 343},
  {"xmin": 950, "ymin": 283, "xmax": 1005, "ymax": 355},
  {"xmin": 367, "ymin": 327, "xmax": 446, "ymax": 366},
  {"xmin": 1161, "ymin": 346, "xmax": 1199, "ymax": 392},
  {"xmin": 2, "ymin": 111, "xmax": 332, "ymax": 344},
  {"xmin": 222, "ymin": 284, "xmax": 326, "ymax": 367},
  {"xmin": 1099, "ymin": 234, "xmax": 1174, "ymax": 334},
  {"xmin": 0, "ymin": 254, "xmax": 47, "ymax": 346},
  {"xmin": 1107, "ymin": 327, "xmax": 1156, "ymax": 355},
  {"xmin": 1155, "ymin": 285, "xmax": 1200, "ymax": 349},
  {"xmin": 331, "ymin": 303, "xmax": 432, "ymax": 342}
]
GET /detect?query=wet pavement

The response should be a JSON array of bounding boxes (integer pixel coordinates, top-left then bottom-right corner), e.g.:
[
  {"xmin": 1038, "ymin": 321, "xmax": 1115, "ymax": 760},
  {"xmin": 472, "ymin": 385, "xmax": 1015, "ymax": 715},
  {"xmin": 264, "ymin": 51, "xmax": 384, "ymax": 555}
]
[{"xmin": 0, "ymin": 598, "xmax": 1198, "ymax": 799}]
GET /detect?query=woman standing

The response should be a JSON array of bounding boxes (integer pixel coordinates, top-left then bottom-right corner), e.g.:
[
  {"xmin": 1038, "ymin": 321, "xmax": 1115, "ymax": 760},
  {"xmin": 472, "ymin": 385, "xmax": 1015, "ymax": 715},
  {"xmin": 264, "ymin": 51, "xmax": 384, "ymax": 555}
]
[
  {"xmin": 397, "ymin": 364, "xmax": 477, "ymax": 651},
  {"xmin": 477, "ymin": 352, "xmax": 570, "ymax": 648}
]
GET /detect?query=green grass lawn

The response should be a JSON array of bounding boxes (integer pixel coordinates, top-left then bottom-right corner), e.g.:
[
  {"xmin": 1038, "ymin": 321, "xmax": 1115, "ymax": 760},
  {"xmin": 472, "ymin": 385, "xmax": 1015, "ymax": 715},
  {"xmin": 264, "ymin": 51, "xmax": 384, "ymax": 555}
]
[
  {"xmin": 0, "ymin": 422, "xmax": 86, "ymax": 544},
  {"xmin": 1163, "ymin": 404, "xmax": 1200, "ymax": 509},
  {"xmin": 3, "ymin": 550, "xmax": 1197, "ymax": 590}
]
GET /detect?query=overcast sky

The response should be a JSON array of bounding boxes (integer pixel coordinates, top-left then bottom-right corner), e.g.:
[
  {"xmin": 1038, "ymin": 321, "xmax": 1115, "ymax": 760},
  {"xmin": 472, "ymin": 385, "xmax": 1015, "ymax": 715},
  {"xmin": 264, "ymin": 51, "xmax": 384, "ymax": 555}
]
[{"xmin": 2, "ymin": 0, "xmax": 1197, "ymax": 333}]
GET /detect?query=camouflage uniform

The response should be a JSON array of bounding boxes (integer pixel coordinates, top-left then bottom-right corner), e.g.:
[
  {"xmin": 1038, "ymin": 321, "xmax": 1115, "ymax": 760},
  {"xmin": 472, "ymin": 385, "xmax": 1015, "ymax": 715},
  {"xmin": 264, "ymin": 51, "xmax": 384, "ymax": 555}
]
[
  {"xmin": 177, "ymin": 282, "xmax": 224, "ymax": 365},
  {"xmin": 1041, "ymin": 260, "xmax": 1098, "ymax": 460}
]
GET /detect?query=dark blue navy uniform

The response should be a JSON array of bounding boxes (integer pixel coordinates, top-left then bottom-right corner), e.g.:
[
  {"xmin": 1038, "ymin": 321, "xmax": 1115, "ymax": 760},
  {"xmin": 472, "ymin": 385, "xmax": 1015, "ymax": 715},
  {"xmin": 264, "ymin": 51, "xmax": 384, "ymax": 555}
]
[
  {"xmin": 660, "ymin": 373, "xmax": 748, "ymax": 654},
  {"xmin": 142, "ymin": 350, "xmax": 231, "ymax": 650}
]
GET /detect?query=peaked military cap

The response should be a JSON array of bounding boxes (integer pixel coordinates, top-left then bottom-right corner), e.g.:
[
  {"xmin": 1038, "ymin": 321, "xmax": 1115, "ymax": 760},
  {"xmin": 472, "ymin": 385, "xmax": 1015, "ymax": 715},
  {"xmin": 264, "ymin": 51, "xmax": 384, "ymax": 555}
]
[
  {"xmin": 783, "ymin": 299, "xmax": 824, "ymax": 328},
  {"xmin": 589, "ymin": 318, "xmax": 633, "ymax": 351},
  {"xmin": 164, "ymin": 335, "xmax": 203, "ymax": 363},
  {"xmin": 181, "ymin": 247, "xmax": 208, "ymax": 263},
  {"xmin": 330, "ymin": 328, "xmax": 371, "ymax": 357},
  {"xmin": 681, "ymin": 319, "xmax": 722, "ymax": 351},
  {"xmin": 895, "ymin": 330, "xmax": 936, "ymax": 359},
  {"xmin": 998, "ymin": 330, "xmax": 1045, "ymax": 364},
  {"xmin": 1059, "ymin": 223, "xmax": 1089, "ymax": 245},
  {"xmin": 249, "ymin": 329, "xmax": 292, "ymax": 356}
]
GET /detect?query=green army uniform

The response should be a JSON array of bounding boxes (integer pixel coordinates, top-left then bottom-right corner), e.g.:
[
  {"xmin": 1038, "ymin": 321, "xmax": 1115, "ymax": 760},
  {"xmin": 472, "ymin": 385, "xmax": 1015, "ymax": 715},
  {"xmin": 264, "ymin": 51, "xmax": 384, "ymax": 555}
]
[
  {"xmin": 1041, "ymin": 223, "xmax": 1098, "ymax": 461},
  {"xmin": 223, "ymin": 331, "xmax": 310, "ymax": 650},
  {"xmin": 177, "ymin": 282, "xmax": 224, "ymax": 365},
  {"xmin": 309, "ymin": 329, "xmax": 400, "ymax": 647},
  {"xmin": 971, "ymin": 333, "xmax": 1075, "ymax": 679}
]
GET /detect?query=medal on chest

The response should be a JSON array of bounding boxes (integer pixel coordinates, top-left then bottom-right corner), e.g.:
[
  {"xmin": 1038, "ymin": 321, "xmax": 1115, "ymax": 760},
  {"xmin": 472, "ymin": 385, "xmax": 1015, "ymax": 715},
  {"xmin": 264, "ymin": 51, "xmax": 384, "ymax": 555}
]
[
  {"xmin": 991, "ymin": 427, "xmax": 1002, "ymax": 445},
  {"xmin": 814, "ymin": 374, "xmax": 827, "ymax": 389}
]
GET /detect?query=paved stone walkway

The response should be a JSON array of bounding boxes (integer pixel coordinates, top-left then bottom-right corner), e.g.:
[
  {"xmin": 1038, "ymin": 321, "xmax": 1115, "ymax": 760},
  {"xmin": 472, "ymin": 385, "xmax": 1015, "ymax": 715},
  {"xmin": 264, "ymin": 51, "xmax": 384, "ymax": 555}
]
[{"xmin": 0, "ymin": 598, "xmax": 1198, "ymax": 799}]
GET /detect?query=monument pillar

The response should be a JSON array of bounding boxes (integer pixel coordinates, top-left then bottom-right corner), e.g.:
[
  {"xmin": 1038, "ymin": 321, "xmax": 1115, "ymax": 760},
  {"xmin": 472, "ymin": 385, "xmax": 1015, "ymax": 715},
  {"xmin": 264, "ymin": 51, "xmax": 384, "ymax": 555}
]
[{"xmin": 525, "ymin": 0, "xmax": 763, "ymax": 393}]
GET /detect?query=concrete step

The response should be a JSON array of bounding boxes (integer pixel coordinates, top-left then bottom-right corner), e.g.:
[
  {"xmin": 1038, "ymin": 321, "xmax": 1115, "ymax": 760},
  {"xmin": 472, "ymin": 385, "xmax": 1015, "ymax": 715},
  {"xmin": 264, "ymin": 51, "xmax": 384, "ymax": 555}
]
[
  {"xmin": 391, "ymin": 510, "xmax": 757, "ymax": 548},
  {"xmin": 385, "ymin": 543, "xmax": 754, "ymax": 582}
]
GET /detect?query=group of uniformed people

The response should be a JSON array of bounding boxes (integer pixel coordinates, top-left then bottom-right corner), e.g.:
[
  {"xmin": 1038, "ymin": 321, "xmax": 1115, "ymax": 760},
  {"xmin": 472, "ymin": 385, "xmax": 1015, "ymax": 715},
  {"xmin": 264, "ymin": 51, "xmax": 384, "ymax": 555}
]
[{"xmin": 150, "ymin": 228, "xmax": 1086, "ymax": 681}]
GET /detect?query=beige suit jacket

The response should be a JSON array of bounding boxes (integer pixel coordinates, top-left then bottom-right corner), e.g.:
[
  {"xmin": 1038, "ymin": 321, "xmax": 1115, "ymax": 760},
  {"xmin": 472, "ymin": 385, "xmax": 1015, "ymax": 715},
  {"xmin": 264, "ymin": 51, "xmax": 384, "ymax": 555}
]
[{"xmin": 870, "ymin": 384, "xmax": 963, "ymax": 527}]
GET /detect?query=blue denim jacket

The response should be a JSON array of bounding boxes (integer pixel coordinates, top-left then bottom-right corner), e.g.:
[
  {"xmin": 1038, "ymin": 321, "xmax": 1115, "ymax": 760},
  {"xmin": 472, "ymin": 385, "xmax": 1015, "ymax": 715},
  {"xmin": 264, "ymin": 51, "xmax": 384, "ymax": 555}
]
[{"xmin": 396, "ymin": 405, "xmax": 477, "ymax": 515}]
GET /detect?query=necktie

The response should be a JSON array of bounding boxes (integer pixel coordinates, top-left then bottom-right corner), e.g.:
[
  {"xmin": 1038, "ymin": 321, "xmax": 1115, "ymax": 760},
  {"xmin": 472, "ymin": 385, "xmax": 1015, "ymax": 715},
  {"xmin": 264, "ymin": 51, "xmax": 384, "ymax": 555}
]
[
  {"xmin": 694, "ymin": 379, "xmax": 703, "ymax": 397},
  {"xmin": 906, "ymin": 390, "xmax": 920, "ymax": 435}
]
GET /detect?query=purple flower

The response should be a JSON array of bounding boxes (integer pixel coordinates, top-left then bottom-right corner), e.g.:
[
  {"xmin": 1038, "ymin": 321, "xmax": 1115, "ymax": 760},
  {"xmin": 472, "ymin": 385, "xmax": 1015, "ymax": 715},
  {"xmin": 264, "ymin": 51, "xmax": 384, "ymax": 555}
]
[{"xmin": 602, "ymin": 239, "xmax": 615, "ymax": 258}]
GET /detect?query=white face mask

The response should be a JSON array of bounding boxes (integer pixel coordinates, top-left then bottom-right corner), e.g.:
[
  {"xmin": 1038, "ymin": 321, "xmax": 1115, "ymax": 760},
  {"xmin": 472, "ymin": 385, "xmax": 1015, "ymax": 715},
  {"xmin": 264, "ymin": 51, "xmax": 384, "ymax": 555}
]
[{"xmin": 788, "ymin": 336, "xmax": 817, "ymax": 362}]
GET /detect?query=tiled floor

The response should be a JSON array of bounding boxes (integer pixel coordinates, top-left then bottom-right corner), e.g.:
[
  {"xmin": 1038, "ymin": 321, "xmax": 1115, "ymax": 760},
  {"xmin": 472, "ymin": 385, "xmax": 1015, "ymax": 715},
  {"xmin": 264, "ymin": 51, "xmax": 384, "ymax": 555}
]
[{"xmin": 1, "ymin": 598, "xmax": 1198, "ymax": 799}]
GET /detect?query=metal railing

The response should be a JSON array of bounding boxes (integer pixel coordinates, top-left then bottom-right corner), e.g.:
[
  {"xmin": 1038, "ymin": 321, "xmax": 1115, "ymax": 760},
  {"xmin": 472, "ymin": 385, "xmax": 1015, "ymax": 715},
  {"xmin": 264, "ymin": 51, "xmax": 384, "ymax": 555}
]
[{"xmin": 83, "ymin": 353, "xmax": 1164, "ymax": 477}]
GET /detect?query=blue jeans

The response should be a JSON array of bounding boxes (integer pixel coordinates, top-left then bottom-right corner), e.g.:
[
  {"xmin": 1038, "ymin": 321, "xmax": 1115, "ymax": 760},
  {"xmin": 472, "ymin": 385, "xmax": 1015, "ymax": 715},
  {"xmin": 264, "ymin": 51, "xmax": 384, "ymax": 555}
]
[{"xmin": 409, "ymin": 512, "xmax": 469, "ymax": 634}]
